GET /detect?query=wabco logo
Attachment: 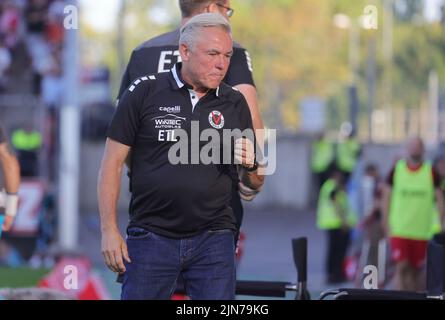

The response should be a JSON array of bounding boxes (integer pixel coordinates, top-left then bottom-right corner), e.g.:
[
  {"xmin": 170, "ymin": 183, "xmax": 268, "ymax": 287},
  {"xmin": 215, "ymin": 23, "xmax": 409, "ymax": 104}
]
[
  {"xmin": 152, "ymin": 114, "xmax": 186, "ymax": 129},
  {"xmin": 159, "ymin": 106, "xmax": 181, "ymax": 113}
]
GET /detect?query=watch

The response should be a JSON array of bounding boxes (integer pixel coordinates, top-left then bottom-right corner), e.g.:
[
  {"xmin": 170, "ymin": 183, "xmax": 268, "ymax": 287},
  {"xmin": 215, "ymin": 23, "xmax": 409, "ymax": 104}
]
[{"xmin": 245, "ymin": 160, "xmax": 259, "ymax": 172}]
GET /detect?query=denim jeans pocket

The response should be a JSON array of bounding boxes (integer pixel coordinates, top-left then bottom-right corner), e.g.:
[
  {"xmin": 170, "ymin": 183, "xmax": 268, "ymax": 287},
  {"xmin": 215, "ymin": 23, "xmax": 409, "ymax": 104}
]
[{"xmin": 127, "ymin": 227, "xmax": 152, "ymax": 240}]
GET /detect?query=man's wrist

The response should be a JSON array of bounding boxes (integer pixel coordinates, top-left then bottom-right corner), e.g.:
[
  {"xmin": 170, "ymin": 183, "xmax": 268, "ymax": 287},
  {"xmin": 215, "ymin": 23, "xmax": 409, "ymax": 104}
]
[
  {"xmin": 5, "ymin": 193, "xmax": 18, "ymax": 217},
  {"xmin": 101, "ymin": 223, "xmax": 120, "ymax": 233}
]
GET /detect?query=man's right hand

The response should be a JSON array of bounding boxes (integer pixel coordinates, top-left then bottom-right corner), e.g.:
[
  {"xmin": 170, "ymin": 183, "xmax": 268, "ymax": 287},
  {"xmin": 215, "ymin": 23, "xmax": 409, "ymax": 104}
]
[{"xmin": 101, "ymin": 228, "xmax": 131, "ymax": 274}]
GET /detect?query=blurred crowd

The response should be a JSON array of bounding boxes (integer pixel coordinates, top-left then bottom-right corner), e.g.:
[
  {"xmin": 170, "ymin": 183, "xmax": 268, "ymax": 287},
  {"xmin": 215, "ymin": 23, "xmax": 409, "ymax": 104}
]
[
  {"xmin": 0, "ymin": 0, "xmax": 67, "ymax": 181},
  {"xmin": 0, "ymin": 3, "xmax": 66, "ymax": 266},
  {"xmin": 312, "ymin": 127, "xmax": 445, "ymax": 290},
  {"xmin": 0, "ymin": 0, "xmax": 65, "ymax": 103}
]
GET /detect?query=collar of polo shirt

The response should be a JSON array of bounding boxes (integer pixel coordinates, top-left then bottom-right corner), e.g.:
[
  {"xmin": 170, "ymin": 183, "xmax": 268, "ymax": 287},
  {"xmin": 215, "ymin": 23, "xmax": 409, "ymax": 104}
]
[{"xmin": 170, "ymin": 63, "xmax": 221, "ymax": 98}]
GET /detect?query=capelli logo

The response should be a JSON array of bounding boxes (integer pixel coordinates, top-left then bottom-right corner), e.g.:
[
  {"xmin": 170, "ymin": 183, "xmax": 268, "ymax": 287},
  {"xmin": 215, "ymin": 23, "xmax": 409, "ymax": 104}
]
[{"xmin": 159, "ymin": 106, "xmax": 181, "ymax": 113}]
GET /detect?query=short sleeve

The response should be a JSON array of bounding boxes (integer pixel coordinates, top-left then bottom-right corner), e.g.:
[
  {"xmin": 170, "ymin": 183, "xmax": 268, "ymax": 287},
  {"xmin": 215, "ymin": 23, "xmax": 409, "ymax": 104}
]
[{"xmin": 107, "ymin": 81, "xmax": 149, "ymax": 146}]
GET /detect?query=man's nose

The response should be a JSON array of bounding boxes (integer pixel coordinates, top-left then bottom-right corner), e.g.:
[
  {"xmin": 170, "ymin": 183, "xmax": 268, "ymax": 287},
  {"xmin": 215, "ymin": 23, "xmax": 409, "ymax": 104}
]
[{"xmin": 215, "ymin": 55, "xmax": 226, "ymax": 70}]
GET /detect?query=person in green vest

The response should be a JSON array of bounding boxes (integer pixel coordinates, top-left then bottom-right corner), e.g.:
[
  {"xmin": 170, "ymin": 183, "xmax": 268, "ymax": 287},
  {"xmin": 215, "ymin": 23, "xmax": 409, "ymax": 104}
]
[
  {"xmin": 317, "ymin": 170, "xmax": 357, "ymax": 284},
  {"xmin": 336, "ymin": 123, "xmax": 361, "ymax": 184},
  {"xmin": 311, "ymin": 132, "xmax": 334, "ymax": 193},
  {"xmin": 11, "ymin": 126, "xmax": 42, "ymax": 177},
  {"xmin": 382, "ymin": 137, "xmax": 445, "ymax": 291},
  {"xmin": 0, "ymin": 124, "xmax": 20, "ymax": 232}
]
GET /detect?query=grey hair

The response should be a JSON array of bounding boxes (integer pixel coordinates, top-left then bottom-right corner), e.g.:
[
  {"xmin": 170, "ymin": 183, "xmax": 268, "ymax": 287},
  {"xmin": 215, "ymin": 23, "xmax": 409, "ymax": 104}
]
[{"xmin": 179, "ymin": 13, "xmax": 232, "ymax": 49}]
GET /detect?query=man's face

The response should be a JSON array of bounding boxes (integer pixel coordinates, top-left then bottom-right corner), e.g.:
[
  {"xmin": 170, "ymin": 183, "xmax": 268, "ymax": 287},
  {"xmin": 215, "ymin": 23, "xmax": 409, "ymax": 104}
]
[
  {"xmin": 181, "ymin": 27, "xmax": 232, "ymax": 90},
  {"xmin": 407, "ymin": 138, "xmax": 424, "ymax": 162}
]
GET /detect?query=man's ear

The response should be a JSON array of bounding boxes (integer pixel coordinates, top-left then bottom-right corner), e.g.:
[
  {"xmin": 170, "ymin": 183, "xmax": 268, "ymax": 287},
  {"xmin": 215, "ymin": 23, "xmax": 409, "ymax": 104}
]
[
  {"xmin": 179, "ymin": 43, "xmax": 190, "ymax": 62},
  {"xmin": 206, "ymin": 2, "xmax": 219, "ymax": 13}
]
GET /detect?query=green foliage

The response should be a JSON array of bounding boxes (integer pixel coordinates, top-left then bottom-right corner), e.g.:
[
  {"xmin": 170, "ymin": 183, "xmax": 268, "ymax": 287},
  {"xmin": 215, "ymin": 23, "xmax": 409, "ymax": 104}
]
[
  {"xmin": 0, "ymin": 267, "xmax": 49, "ymax": 288},
  {"xmin": 80, "ymin": 0, "xmax": 445, "ymax": 135},
  {"xmin": 393, "ymin": 0, "xmax": 424, "ymax": 22}
]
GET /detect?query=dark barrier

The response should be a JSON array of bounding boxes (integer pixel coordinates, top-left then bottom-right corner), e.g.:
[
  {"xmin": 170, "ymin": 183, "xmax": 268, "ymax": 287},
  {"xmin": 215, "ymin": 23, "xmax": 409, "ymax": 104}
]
[
  {"xmin": 426, "ymin": 232, "xmax": 445, "ymax": 297},
  {"xmin": 235, "ymin": 281, "xmax": 290, "ymax": 298},
  {"xmin": 320, "ymin": 232, "xmax": 445, "ymax": 300},
  {"xmin": 320, "ymin": 288, "xmax": 428, "ymax": 300}
]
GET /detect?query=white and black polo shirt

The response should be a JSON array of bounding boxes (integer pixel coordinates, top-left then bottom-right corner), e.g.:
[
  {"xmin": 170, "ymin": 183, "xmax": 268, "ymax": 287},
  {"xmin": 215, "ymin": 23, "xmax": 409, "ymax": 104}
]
[
  {"xmin": 107, "ymin": 63, "xmax": 253, "ymax": 238},
  {"xmin": 117, "ymin": 29, "xmax": 257, "ymax": 232}
]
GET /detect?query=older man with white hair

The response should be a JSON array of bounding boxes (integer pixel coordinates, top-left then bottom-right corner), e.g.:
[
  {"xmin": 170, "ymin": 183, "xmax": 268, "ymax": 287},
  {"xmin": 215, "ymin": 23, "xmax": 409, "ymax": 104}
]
[{"xmin": 98, "ymin": 13, "xmax": 256, "ymax": 300}]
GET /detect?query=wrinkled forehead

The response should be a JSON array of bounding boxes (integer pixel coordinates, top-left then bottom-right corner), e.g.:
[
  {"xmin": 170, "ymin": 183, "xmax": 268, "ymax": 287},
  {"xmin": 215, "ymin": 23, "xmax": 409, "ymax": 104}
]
[{"xmin": 195, "ymin": 26, "xmax": 232, "ymax": 45}]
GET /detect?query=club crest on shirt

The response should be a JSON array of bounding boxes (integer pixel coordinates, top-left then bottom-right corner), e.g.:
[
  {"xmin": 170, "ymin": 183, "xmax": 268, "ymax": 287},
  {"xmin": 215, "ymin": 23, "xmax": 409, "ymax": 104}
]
[{"xmin": 208, "ymin": 111, "xmax": 224, "ymax": 129}]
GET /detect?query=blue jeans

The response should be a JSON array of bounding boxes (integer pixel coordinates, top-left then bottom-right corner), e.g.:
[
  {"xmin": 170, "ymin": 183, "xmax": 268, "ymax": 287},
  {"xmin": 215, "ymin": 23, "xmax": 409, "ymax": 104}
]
[{"xmin": 121, "ymin": 227, "xmax": 236, "ymax": 300}]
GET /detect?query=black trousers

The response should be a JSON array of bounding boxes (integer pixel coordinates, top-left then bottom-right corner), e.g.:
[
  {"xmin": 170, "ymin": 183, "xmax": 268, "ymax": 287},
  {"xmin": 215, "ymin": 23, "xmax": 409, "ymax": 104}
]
[{"xmin": 326, "ymin": 228, "xmax": 351, "ymax": 282}]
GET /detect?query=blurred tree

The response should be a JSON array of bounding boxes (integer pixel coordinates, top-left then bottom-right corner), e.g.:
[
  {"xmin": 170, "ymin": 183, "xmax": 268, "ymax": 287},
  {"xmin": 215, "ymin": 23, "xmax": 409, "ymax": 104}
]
[
  {"xmin": 79, "ymin": 0, "xmax": 445, "ymax": 139},
  {"xmin": 392, "ymin": 22, "xmax": 445, "ymax": 109},
  {"xmin": 231, "ymin": 0, "xmax": 351, "ymax": 131},
  {"xmin": 393, "ymin": 0, "xmax": 424, "ymax": 22},
  {"xmin": 81, "ymin": 0, "xmax": 179, "ymax": 101}
]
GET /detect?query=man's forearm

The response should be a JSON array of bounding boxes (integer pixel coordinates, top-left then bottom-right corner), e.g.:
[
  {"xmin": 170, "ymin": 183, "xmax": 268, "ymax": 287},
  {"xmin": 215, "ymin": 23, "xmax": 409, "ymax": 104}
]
[
  {"xmin": 0, "ymin": 146, "xmax": 20, "ymax": 193},
  {"xmin": 98, "ymin": 161, "xmax": 123, "ymax": 232}
]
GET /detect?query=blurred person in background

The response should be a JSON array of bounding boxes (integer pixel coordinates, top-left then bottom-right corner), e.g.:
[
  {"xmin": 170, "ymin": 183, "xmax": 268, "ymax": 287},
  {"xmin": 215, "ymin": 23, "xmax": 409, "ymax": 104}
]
[
  {"xmin": 311, "ymin": 131, "xmax": 334, "ymax": 198},
  {"xmin": 382, "ymin": 137, "xmax": 445, "ymax": 291},
  {"xmin": 0, "ymin": 35, "xmax": 11, "ymax": 92},
  {"xmin": 25, "ymin": 0, "xmax": 50, "ymax": 96},
  {"xmin": 0, "ymin": 124, "xmax": 20, "ymax": 232},
  {"xmin": 354, "ymin": 163, "xmax": 385, "ymax": 286},
  {"xmin": 336, "ymin": 122, "xmax": 361, "ymax": 185},
  {"xmin": 45, "ymin": 0, "xmax": 64, "ymax": 47},
  {"xmin": 25, "ymin": 0, "xmax": 48, "ymax": 36},
  {"xmin": 11, "ymin": 124, "xmax": 42, "ymax": 177},
  {"xmin": 317, "ymin": 170, "xmax": 357, "ymax": 284},
  {"xmin": 0, "ymin": 0, "xmax": 21, "ymax": 51}
]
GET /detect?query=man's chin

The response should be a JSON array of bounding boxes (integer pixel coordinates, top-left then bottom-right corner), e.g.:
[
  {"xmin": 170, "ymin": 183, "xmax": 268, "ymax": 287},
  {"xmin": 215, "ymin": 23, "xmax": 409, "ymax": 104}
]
[
  {"xmin": 204, "ymin": 77, "xmax": 224, "ymax": 89},
  {"xmin": 207, "ymin": 81, "xmax": 222, "ymax": 89}
]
